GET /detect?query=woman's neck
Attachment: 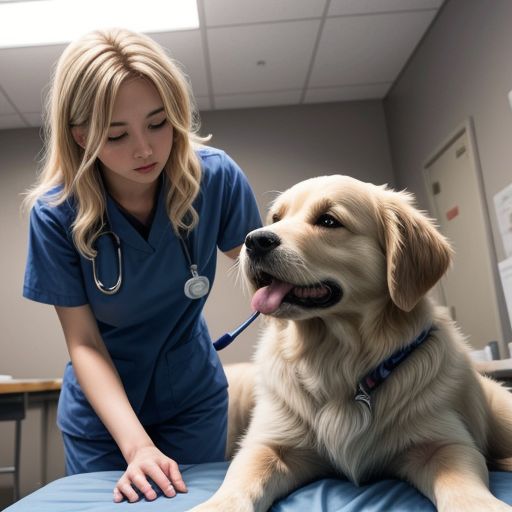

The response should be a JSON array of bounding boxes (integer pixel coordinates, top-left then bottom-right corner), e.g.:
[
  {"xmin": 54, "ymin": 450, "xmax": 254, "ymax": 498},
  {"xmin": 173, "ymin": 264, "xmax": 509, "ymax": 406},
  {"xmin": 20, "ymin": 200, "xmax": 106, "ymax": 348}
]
[{"xmin": 101, "ymin": 172, "xmax": 161, "ymax": 225}]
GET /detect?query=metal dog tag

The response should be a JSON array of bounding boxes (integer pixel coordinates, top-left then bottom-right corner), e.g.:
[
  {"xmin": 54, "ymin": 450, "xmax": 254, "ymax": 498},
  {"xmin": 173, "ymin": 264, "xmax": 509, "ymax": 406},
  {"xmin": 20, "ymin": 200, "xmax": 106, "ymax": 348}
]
[{"xmin": 354, "ymin": 383, "xmax": 372, "ymax": 413}]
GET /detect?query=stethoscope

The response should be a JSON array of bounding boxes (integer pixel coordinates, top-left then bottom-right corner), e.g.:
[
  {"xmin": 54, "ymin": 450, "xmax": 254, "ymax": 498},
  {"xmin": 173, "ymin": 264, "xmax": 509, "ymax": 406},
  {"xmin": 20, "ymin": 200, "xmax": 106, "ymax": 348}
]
[
  {"xmin": 90, "ymin": 230, "xmax": 122, "ymax": 295},
  {"xmin": 90, "ymin": 226, "xmax": 260, "ymax": 350},
  {"xmin": 178, "ymin": 231, "xmax": 211, "ymax": 300},
  {"xmin": 175, "ymin": 232, "xmax": 261, "ymax": 349},
  {"xmin": 90, "ymin": 221, "xmax": 209, "ymax": 299}
]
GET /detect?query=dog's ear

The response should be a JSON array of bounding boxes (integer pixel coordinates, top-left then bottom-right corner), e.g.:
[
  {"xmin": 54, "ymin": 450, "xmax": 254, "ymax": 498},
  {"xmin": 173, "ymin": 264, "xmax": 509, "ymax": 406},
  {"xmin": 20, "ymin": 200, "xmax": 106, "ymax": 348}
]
[{"xmin": 380, "ymin": 193, "xmax": 453, "ymax": 312}]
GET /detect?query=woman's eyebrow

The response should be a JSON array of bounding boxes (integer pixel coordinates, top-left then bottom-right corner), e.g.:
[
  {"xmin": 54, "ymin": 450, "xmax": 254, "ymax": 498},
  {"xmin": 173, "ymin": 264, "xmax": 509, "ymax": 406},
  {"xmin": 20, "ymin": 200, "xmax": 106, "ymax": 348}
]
[{"xmin": 110, "ymin": 107, "xmax": 165, "ymax": 127}]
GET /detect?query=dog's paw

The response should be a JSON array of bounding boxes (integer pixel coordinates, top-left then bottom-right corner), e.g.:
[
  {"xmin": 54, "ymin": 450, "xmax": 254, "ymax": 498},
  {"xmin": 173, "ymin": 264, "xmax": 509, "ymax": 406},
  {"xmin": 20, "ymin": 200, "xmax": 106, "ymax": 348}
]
[
  {"xmin": 439, "ymin": 494, "xmax": 512, "ymax": 512},
  {"xmin": 187, "ymin": 494, "xmax": 254, "ymax": 512}
]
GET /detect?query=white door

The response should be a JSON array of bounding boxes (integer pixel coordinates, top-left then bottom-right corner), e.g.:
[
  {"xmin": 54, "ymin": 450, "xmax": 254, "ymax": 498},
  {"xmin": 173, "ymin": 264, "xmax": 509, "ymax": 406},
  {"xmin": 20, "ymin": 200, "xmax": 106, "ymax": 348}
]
[{"xmin": 425, "ymin": 128, "xmax": 503, "ymax": 352}]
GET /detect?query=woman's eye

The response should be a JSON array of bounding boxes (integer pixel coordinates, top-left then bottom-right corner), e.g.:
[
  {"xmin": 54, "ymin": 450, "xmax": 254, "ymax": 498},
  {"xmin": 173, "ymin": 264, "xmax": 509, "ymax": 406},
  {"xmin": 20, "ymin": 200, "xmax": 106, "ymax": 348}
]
[
  {"xmin": 107, "ymin": 133, "xmax": 127, "ymax": 142},
  {"xmin": 149, "ymin": 119, "xmax": 167, "ymax": 130},
  {"xmin": 106, "ymin": 119, "xmax": 167, "ymax": 141},
  {"xmin": 315, "ymin": 214, "xmax": 342, "ymax": 228}
]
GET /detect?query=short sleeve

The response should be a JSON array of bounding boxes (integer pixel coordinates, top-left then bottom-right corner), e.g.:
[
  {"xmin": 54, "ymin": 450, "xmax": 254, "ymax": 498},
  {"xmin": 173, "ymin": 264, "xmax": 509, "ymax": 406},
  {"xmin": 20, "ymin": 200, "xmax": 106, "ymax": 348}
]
[
  {"xmin": 216, "ymin": 153, "xmax": 262, "ymax": 252},
  {"xmin": 23, "ymin": 200, "xmax": 88, "ymax": 306}
]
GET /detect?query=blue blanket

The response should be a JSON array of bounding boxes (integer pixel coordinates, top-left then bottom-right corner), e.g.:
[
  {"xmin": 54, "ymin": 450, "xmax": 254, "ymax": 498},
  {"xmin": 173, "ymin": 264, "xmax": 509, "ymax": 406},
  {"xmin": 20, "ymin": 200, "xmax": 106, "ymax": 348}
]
[{"xmin": 6, "ymin": 462, "xmax": 512, "ymax": 511}]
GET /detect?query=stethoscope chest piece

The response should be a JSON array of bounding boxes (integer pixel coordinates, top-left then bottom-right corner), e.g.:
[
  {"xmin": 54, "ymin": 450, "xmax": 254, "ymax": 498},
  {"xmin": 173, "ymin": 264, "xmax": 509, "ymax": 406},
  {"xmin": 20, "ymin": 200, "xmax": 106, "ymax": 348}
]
[{"xmin": 184, "ymin": 264, "xmax": 210, "ymax": 299}]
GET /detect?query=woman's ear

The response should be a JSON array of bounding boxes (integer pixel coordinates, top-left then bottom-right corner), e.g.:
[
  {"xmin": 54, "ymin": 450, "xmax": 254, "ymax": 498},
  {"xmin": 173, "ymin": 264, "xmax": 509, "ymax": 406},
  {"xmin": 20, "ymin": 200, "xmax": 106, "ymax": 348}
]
[{"xmin": 71, "ymin": 126, "xmax": 87, "ymax": 149}]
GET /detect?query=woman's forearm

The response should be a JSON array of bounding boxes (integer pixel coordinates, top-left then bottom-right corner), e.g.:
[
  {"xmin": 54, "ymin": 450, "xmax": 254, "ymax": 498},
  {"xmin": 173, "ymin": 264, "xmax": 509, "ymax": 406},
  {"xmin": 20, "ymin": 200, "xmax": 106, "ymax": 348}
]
[
  {"xmin": 69, "ymin": 342, "xmax": 154, "ymax": 462},
  {"xmin": 55, "ymin": 305, "xmax": 154, "ymax": 463}
]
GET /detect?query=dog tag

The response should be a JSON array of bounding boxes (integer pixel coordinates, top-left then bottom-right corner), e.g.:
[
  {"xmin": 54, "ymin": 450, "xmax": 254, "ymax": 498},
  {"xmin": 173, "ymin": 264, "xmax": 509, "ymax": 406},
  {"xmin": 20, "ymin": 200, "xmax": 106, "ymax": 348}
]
[{"xmin": 354, "ymin": 383, "xmax": 372, "ymax": 413}]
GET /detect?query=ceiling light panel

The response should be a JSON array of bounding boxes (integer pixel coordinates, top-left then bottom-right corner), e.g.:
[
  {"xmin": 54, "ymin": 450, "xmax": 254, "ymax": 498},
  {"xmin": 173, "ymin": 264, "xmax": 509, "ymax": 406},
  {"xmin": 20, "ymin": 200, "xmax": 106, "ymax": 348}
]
[{"xmin": 0, "ymin": 0, "xmax": 199, "ymax": 48}]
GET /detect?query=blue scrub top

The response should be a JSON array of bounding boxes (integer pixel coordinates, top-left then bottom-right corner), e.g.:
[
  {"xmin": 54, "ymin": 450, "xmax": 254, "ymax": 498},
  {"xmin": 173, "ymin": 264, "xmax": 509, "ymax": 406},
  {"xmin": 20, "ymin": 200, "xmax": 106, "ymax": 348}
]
[{"xmin": 23, "ymin": 147, "xmax": 262, "ymax": 439}]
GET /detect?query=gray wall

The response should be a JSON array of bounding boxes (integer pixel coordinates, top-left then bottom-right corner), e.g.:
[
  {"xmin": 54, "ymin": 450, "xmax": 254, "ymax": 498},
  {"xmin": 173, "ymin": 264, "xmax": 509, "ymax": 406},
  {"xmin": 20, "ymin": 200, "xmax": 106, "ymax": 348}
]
[
  {"xmin": 0, "ymin": 128, "xmax": 66, "ymax": 505},
  {"xmin": 384, "ymin": 0, "xmax": 512, "ymax": 346},
  {"xmin": 0, "ymin": 100, "xmax": 394, "ymax": 505}
]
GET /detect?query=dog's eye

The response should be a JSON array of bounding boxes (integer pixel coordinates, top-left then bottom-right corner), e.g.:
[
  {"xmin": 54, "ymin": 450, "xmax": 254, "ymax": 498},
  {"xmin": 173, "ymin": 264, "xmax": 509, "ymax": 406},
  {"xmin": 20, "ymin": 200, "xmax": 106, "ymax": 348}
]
[
  {"xmin": 271, "ymin": 213, "xmax": 280, "ymax": 223},
  {"xmin": 315, "ymin": 214, "xmax": 342, "ymax": 228}
]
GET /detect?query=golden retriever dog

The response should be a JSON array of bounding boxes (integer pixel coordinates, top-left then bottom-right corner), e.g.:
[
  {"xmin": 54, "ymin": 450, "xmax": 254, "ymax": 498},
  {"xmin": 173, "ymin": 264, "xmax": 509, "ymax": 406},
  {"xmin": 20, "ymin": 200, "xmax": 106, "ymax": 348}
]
[{"xmin": 191, "ymin": 175, "xmax": 512, "ymax": 512}]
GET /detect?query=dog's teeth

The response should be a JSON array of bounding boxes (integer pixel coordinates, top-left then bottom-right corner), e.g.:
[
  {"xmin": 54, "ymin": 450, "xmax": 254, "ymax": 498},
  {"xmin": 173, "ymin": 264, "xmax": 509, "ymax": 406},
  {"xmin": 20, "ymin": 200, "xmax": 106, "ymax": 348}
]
[
  {"xmin": 293, "ymin": 285, "xmax": 329, "ymax": 299},
  {"xmin": 294, "ymin": 287, "xmax": 306, "ymax": 298}
]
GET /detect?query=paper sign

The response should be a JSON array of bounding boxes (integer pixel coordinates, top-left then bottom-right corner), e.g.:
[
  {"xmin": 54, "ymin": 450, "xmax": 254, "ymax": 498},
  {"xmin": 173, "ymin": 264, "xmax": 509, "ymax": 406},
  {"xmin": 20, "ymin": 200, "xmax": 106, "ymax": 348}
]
[
  {"xmin": 494, "ymin": 183, "xmax": 512, "ymax": 258},
  {"xmin": 499, "ymin": 256, "xmax": 512, "ymax": 330}
]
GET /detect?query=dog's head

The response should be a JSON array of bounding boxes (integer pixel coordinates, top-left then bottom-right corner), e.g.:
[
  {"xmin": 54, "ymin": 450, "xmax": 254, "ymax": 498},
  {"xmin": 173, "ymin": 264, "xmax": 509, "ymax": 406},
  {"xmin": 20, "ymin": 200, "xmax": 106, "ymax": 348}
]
[{"xmin": 240, "ymin": 175, "xmax": 453, "ymax": 321}]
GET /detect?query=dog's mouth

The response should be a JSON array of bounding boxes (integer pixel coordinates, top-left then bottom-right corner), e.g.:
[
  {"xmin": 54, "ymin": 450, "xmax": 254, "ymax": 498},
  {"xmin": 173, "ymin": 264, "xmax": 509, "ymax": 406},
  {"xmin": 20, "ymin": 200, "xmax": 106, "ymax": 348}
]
[{"xmin": 250, "ymin": 271, "xmax": 342, "ymax": 315}]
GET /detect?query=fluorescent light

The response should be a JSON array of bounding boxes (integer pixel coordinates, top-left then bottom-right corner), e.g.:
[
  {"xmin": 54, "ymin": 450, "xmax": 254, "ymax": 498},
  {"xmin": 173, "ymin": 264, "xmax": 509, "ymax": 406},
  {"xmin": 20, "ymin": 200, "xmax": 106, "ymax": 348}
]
[{"xmin": 0, "ymin": 0, "xmax": 199, "ymax": 49}]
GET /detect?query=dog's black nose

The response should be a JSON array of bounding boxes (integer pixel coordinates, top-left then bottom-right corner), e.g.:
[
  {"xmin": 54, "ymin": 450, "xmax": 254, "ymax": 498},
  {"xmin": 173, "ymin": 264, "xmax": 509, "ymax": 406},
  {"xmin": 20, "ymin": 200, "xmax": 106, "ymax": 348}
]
[{"xmin": 245, "ymin": 231, "xmax": 281, "ymax": 255}]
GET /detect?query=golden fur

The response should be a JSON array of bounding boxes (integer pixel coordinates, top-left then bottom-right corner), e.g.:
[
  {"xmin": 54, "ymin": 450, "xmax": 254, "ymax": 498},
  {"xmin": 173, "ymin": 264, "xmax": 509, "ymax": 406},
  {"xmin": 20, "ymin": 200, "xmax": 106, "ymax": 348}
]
[{"xmin": 192, "ymin": 175, "xmax": 512, "ymax": 512}]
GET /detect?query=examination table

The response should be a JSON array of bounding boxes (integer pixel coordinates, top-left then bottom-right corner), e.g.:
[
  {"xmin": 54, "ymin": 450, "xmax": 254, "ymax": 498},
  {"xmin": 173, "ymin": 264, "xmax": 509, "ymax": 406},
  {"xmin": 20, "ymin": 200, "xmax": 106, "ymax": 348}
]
[{"xmin": 5, "ymin": 462, "xmax": 512, "ymax": 511}]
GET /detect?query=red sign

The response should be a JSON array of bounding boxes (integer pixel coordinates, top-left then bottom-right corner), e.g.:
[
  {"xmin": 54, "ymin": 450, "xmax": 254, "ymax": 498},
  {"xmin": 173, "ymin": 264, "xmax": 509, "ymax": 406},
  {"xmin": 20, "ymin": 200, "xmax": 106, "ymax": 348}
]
[{"xmin": 446, "ymin": 206, "xmax": 459, "ymax": 221}]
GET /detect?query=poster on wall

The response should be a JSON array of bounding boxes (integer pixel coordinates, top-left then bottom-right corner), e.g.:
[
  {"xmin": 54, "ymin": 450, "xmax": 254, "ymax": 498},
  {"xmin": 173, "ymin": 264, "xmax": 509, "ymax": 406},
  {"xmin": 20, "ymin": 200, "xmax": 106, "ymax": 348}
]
[
  {"xmin": 494, "ymin": 183, "xmax": 512, "ymax": 330},
  {"xmin": 494, "ymin": 182, "xmax": 512, "ymax": 258},
  {"xmin": 498, "ymin": 257, "xmax": 512, "ymax": 331}
]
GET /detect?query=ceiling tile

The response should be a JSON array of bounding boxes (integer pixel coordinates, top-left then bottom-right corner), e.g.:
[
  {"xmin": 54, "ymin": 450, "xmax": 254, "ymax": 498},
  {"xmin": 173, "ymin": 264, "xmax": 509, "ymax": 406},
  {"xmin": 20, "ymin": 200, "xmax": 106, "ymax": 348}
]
[
  {"xmin": 204, "ymin": 0, "xmax": 327, "ymax": 26},
  {"xmin": 310, "ymin": 10, "xmax": 436, "ymax": 87},
  {"xmin": 150, "ymin": 30, "xmax": 210, "ymax": 97},
  {"xmin": 208, "ymin": 20, "xmax": 320, "ymax": 95},
  {"xmin": 0, "ymin": 2, "xmax": 445, "ymax": 129},
  {"xmin": 0, "ymin": 87, "xmax": 16, "ymax": 115},
  {"xmin": 328, "ymin": 0, "xmax": 443, "ymax": 16},
  {"xmin": 0, "ymin": 44, "xmax": 65, "ymax": 113},
  {"xmin": 0, "ymin": 114, "xmax": 27, "ymax": 129},
  {"xmin": 215, "ymin": 90, "xmax": 301, "ymax": 110},
  {"xmin": 304, "ymin": 83, "xmax": 391, "ymax": 103}
]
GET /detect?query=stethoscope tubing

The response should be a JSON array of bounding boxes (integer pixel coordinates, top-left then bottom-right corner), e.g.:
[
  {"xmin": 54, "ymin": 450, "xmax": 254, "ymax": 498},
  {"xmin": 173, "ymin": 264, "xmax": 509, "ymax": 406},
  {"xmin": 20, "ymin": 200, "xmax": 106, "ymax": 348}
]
[
  {"xmin": 213, "ymin": 311, "xmax": 260, "ymax": 351},
  {"xmin": 90, "ymin": 230, "xmax": 123, "ymax": 295}
]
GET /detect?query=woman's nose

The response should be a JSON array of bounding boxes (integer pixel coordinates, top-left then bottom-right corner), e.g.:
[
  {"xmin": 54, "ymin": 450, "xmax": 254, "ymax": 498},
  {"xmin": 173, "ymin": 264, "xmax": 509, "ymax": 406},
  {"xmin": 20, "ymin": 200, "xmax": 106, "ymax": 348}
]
[{"xmin": 133, "ymin": 134, "xmax": 153, "ymax": 159}]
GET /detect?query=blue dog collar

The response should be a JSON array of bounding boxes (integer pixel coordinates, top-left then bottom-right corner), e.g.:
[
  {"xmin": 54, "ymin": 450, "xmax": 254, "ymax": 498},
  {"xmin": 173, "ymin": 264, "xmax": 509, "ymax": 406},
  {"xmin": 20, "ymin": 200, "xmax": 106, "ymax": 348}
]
[{"xmin": 355, "ymin": 326, "xmax": 435, "ymax": 412}]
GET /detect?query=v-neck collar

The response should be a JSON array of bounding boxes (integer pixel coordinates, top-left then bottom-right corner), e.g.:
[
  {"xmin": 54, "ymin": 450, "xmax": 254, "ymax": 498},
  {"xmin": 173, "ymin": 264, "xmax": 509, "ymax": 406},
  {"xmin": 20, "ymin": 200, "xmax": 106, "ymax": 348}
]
[{"xmin": 105, "ymin": 177, "xmax": 171, "ymax": 254}]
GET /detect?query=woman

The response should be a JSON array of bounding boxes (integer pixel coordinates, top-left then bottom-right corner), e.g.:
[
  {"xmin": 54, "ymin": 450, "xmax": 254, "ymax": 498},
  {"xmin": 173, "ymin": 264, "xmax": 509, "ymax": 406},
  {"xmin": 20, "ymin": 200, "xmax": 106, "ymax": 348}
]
[{"xmin": 23, "ymin": 28, "xmax": 261, "ymax": 503}]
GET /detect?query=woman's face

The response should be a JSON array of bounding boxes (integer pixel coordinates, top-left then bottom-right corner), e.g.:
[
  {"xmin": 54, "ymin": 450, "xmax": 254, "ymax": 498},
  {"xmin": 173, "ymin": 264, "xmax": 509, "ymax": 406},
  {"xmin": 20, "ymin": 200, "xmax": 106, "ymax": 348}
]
[{"xmin": 80, "ymin": 77, "xmax": 174, "ymax": 195}]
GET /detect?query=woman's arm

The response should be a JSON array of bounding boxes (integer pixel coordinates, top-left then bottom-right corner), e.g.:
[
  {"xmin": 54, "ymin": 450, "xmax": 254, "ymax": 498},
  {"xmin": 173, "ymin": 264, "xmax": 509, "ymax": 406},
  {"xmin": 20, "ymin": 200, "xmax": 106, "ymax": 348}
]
[
  {"xmin": 55, "ymin": 305, "xmax": 187, "ymax": 502},
  {"xmin": 223, "ymin": 244, "xmax": 243, "ymax": 260}
]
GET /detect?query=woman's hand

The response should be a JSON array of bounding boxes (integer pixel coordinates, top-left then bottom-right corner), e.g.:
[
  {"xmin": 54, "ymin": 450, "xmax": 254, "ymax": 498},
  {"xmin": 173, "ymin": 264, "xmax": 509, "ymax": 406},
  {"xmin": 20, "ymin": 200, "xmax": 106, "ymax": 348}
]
[{"xmin": 113, "ymin": 445, "xmax": 188, "ymax": 503}]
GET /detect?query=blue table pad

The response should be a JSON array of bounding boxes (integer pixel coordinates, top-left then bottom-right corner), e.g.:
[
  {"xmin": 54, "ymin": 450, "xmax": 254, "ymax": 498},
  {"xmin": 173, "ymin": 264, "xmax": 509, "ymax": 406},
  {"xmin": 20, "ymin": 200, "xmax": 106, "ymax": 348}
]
[{"xmin": 5, "ymin": 462, "xmax": 512, "ymax": 511}]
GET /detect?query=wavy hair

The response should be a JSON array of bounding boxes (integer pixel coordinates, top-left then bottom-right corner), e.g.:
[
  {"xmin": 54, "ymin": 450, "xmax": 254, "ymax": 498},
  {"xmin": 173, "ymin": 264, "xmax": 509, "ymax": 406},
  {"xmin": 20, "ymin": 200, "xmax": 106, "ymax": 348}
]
[{"xmin": 24, "ymin": 28, "xmax": 208, "ymax": 258}]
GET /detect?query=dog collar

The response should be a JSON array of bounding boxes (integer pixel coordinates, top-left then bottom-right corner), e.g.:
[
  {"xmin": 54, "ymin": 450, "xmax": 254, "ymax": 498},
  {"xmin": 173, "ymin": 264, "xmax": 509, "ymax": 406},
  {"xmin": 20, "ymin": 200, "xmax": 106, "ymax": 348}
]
[{"xmin": 354, "ymin": 325, "xmax": 435, "ymax": 413}]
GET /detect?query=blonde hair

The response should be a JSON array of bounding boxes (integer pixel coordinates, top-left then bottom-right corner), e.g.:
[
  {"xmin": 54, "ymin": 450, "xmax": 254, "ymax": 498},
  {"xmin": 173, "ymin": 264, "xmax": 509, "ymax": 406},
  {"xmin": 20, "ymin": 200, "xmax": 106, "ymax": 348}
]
[{"xmin": 24, "ymin": 28, "xmax": 208, "ymax": 258}]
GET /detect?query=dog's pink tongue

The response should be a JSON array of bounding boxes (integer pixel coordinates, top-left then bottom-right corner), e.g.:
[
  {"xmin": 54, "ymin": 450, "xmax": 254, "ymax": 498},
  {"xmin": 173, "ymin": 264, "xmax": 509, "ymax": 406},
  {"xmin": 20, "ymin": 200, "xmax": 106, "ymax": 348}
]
[{"xmin": 251, "ymin": 280, "xmax": 294, "ymax": 314}]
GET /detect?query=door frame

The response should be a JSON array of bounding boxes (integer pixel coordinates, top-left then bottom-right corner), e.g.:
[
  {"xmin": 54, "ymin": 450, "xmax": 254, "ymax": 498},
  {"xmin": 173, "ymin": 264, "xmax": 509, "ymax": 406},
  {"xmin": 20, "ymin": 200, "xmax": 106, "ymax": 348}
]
[{"xmin": 422, "ymin": 117, "xmax": 505, "ymax": 348}]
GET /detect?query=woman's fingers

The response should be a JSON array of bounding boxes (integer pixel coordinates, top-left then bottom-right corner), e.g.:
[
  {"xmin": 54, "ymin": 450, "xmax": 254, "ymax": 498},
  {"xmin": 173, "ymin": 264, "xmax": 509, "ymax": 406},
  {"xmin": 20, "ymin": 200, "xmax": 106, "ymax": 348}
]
[
  {"xmin": 114, "ymin": 477, "xmax": 140, "ymax": 503},
  {"xmin": 145, "ymin": 463, "xmax": 176, "ymax": 498},
  {"xmin": 132, "ymin": 471, "xmax": 158, "ymax": 501},
  {"xmin": 166, "ymin": 459, "xmax": 188, "ymax": 493},
  {"xmin": 113, "ymin": 487, "xmax": 123, "ymax": 503},
  {"xmin": 112, "ymin": 450, "xmax": 188, "ymax": 503}
]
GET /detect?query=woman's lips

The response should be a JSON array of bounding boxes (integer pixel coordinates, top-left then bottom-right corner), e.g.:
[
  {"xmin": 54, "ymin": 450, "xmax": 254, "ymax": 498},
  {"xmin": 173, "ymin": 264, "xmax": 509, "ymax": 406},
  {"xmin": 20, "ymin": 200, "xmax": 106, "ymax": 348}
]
[{"xmin": 134, "ymin": 163, "xmax": 157, "ymax": 173}]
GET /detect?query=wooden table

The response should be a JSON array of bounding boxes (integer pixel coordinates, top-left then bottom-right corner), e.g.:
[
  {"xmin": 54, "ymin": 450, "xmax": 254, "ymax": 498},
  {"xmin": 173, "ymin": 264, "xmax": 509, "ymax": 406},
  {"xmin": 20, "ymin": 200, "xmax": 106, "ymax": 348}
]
[{"xmin": 0, "ymin": 378, "xmax": 62, "ymax": 500}]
